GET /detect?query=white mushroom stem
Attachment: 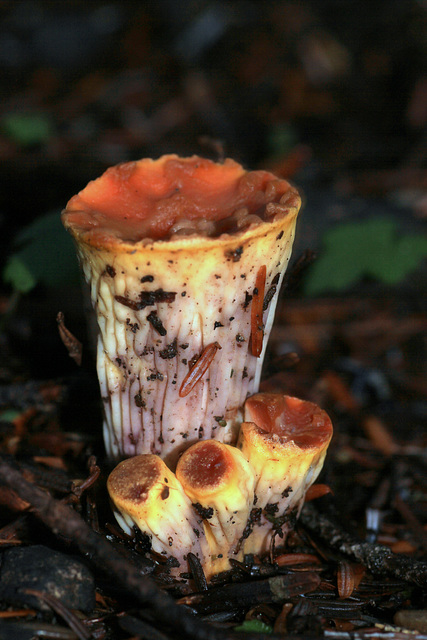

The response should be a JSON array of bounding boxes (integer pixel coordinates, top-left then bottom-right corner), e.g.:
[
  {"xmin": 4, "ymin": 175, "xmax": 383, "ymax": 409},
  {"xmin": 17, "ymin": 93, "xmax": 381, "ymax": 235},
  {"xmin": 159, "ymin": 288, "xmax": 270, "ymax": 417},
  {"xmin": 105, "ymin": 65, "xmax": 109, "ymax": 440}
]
[
  {"xmin": 62, "ymin": 156, "xmax": 300, "ymax": 467},
  {"xmin": 176, "ymin": 439, "xmax": 256, "ymax": 577},
  {"xmin": 107, "ymin": 454, "xmax": 209, "ymax": 571}
]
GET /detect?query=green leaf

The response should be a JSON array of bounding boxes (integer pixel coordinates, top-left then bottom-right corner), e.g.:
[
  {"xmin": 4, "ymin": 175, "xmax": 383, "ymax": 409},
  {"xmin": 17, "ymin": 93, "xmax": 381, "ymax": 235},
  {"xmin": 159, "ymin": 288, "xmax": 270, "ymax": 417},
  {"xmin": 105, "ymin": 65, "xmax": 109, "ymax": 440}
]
[
  {"xmin": 0, "ymin": 409, "xmax": 21, "ymax": 422},
  {"xmin": 267, "ymin": 123, "xmax": 298, "ymax": 158},
  {"xmin": 2, "ymin": 113, "xmax": 52, "ymax": 147},
  {"xmin": 2, "ymin": 211, "xmax": 81, "ymax": 292},
  {"xmin": 304, "ymin": 217, "xmax": 427, "ymax": 296},
  {"xmin": 234, "ymin": 619, "xmax": 273, "ymax": 634},
  {"xmin": 3, "ymin": 255, "xmax": 37, "ymax": 293}
]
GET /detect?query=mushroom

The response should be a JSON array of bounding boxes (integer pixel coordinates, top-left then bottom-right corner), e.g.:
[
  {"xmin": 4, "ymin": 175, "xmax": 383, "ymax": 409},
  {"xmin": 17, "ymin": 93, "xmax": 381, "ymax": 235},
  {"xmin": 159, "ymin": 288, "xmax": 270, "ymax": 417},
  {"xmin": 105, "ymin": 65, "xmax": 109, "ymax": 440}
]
[
  {"xmin": 107, "ymin": 453, "xmax": 209, "ymax": 571},
  {"xmin": 238, "ymin": 393, "xmax": 333, "ymax": 555},
  {"xmin": 176, "ymin": 439, "xmax": 256, "ymax": 577},
  {"xmin": 62, "ymin": 155, "xmax": 300, "ymax": 467},
  {"xmin": 63, "ymin": 155, "xmax": 334, "ymax": 579}
]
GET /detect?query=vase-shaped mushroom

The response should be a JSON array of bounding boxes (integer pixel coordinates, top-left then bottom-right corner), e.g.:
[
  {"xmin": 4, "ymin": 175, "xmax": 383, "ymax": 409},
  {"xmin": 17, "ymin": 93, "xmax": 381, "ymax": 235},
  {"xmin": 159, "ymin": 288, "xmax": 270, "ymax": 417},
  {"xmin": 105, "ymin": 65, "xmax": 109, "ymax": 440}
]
[{"xmin": 62, "ymin": 155, "xmax": 300, "ymax": 467}]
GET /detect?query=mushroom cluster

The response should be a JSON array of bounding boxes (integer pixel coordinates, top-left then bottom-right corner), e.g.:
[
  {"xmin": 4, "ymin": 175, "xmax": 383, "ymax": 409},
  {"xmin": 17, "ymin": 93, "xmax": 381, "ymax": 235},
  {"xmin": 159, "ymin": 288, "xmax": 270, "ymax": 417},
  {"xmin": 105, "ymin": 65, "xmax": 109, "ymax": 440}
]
[
  {"xmin": 62, "ymin": 154, "xmax": 333, "ymax": 579},
  {"xmin": 108, "ymin": 393, "xmax": 332, "ymax": 578}
]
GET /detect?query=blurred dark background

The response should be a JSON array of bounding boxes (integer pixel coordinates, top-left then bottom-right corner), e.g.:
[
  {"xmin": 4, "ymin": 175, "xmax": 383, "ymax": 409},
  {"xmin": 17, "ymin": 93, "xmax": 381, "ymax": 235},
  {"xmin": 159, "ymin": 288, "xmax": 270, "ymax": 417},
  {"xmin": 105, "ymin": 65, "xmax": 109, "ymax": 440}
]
[{"xmin": 0, "ymin": 0, "xmax": 425, "ymax": 379}]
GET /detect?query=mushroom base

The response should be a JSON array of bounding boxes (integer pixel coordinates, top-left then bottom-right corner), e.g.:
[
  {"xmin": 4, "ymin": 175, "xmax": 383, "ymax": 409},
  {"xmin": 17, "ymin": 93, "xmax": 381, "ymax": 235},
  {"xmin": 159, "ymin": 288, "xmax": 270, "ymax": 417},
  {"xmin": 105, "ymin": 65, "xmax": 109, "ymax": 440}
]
[{"xmin": 107, "ymin": 394, "xmax": 333, "ymax": 581}]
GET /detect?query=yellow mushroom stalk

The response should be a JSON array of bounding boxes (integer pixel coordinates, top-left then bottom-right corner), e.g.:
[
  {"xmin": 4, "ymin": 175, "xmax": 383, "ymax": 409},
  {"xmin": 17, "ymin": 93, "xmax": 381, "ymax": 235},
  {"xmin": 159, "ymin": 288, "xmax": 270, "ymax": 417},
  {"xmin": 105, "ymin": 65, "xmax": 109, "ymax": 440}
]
[
  {"xmin": 176, "ymin": 439, "xmax": 256, "ymax": 577},
  {"xmin": 62, "ymin": 155, "xmax": 300, "ymax": 467},
  {"xmin": 238, "ymin": 393, "xmax": 333, "ymax": 556},
  {"xmin": 107, "ymin": 454, "xmax": 209, "ymax": 571}
]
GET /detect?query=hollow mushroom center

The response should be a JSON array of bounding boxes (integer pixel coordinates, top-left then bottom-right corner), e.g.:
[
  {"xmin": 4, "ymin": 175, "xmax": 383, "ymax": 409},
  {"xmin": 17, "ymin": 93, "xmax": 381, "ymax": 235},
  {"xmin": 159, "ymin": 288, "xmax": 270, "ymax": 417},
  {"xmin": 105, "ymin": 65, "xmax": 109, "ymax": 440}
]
[
  {"xmin": 245, "ymin": 394, "xmax": 333, "ymax": 448},
  {"xmin": 65, "ymin": 155, "xmax": 291, "ymax": 241},
  {"xmin": 177, "ymin": 441, "xmax": 231, "ymax": 491}
]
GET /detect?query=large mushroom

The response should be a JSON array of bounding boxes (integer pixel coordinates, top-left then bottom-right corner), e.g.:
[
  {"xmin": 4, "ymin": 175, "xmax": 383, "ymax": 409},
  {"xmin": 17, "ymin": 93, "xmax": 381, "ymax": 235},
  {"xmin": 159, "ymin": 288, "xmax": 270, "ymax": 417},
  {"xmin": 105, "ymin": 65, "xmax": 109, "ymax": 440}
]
[{"xmin": 62, "ymin": 155, "xmax": 300, "ymax": 467}]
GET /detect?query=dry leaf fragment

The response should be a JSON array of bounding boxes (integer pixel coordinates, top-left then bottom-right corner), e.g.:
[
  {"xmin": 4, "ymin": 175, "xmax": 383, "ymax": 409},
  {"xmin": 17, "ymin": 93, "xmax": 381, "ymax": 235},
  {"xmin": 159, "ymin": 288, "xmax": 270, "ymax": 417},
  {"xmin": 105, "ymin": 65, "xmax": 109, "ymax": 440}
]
[
  {"xmin": 56, "ymin": 312, "xmax": 82, "ymax": 366},
  {"xmin": 362, "ymin": 414, "xmax": 399, "ymax": 456},
  {"xmin": 337, "ymin": 560, "xmax": 355, "ymax": 598},
  {"xmin": 305, "ymin": 483, "xmax": 334, "ymax": 502}
]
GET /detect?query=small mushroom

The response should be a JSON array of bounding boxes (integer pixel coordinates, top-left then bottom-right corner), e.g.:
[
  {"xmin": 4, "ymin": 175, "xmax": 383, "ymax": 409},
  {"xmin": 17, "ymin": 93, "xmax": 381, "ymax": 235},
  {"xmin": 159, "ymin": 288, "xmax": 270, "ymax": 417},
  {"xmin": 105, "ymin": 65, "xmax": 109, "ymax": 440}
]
[
  {"xmin": 176, "ymin": 439, "xmax": 256, "ymax": 576},
  {"xmin": 107, "ymin": 454, "xmax": 208, "ymax": 570},
  {"xmin": 238, "ymin": 393, "xmax": 333, "ymax": 555}
]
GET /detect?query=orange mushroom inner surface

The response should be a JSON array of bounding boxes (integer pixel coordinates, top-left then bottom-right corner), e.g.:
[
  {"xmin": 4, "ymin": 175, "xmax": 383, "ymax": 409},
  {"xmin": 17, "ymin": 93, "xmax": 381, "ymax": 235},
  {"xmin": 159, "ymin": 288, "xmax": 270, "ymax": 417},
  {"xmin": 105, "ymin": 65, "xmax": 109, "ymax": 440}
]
[
  {"xmin": 245, "ymin": 394, "xmax": 332, "ymax": 449},
  {"xmin": 177, "ymin": 441, "xmax": 230, "ymax": 491},
  {"xmin": 64, "ymin": 155, "xmax": 291, "ymax": 242}
]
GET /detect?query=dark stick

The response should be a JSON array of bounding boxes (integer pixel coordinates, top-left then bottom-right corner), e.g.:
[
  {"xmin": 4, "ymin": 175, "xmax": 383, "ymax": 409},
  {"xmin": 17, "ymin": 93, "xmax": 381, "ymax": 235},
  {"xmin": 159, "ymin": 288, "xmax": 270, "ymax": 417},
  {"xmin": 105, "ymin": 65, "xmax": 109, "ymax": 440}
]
[
  {"xmin": 119, "ymin": 615, "xmax": 173, "ymax": 640},
  {"xmin": 300, "ymin": 502, "xmax": 427, "ymax": 586},
  {"xmin": 57, "ymin": 312, "xmax": 83, "ymax": 366},
  {"xmin": 179, "ymin": 572, "xmax": 320, "ymax": 615},
  {"xmin": 0, "ymin": 456, "xmax": 222, "ymax": 640}
]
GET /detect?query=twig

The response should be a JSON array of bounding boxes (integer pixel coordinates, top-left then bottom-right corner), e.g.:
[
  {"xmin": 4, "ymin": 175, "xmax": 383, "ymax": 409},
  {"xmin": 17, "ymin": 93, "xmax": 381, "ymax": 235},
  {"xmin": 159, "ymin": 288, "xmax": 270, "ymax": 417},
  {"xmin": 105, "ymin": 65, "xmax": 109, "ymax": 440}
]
[
  {"xmin": 187, "ymin": 552, "xmax": 208, "ymax": 592},
  {"xmin": 0, "ymin": 455, "xmax": 223, "ymax": 640},
  {"xmin": 178, "ymin": 572, "xmax": 320, "ymax": 615},
  {"xmin": 57, "ymin": 312, "xmax": 83, "ymax": 366},
  {"xmin": 71, "ymin": 456, "xmax": 100, "ymax": 499},
  {"xmin": 24, "ymin": 589, "xmax": 91, "ymax": 640},
  {"xmin": 119, "ymin": 614, "xmax": 175, "ymax": 640},
  {"xmin": 300, "ymin": 502, "xmax": 427, "ymax": 586}
]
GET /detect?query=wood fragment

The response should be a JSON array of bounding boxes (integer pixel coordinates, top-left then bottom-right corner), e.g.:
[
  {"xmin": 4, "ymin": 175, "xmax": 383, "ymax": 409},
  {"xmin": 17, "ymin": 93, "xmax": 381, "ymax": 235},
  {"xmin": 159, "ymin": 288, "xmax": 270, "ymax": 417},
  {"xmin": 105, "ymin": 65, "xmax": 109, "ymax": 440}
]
[
  {"xmin": 306, "ymin": 598, "xmax": 364, "ymax": 618},
  {"xmin": 0, "ymin": 486, "xmax": 30, "ymax": 512},
  {"xmin": 305, "ymin": 484, "xmax": 334, "ymax": 502},
  {"xmin": 0, "ymin": 609, "xmax": 37, "ymax": 618},
  {"xmin": 337, "ymin": 561, "xmax": 355, "ymax": 599},
  {"xmin": 71, "ymin": 456, "xmax": 100, "ymax": 499},
  {"xmin": 24, "ymin": 589, "xmax": 91, "ymax": 640},
  {"xmin": 0, "ymin": 620, "xmax": 79, "ymax": 639},
  {"xmin": 273, "ymin": 602, "xmax": 293, "ymax": 635},
  {"xmin": 57, "ymin": 312, "xmax": 83, "ymax": 366},
  {"xmin": 0, "ymin": 515, "xmax": 28, "ymax": 543},
  {"xmin": 119, "ymin": 614, "xmax": 172, "ymax": 640},
  {"xmin": 179, "ymin": 342, "xmax": 220, "ymax": 397},
  {"xmin": 362, "ymin": 415, "xmax": 399, "ymax": 457},
  {"xmin": 178, "ymin": 572, "xmax": 321, "ymax": 615},
  {"xmin": 187, "ymin": 552, "xmax": 208, "ymax": 592},
  {"xmin": 351, "ymin": 564, "xmax": 366, "ymax": 591},
  {"xmin": 33, "ymin": 456, "xmax": 67, "ymax": 470},
  {"xmin": 391, "ymin": 540, "xmax": 417, "ymax": 554},
  {"xmin": 251, "ymin": 265, "xmax": 267, "ymax": 357},
  {"xmin": 300, "ymin": 502, "xmax": 427, "ymax": 586},
  {"xmin": 275, "ymin": 553, "xmax": 321, "ymax": 567},
  {"xmin": 322, "ymin": 371, "xmax": 360, "ymax": 413}
]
